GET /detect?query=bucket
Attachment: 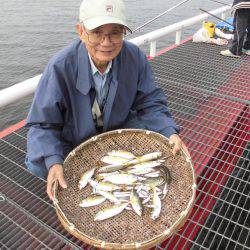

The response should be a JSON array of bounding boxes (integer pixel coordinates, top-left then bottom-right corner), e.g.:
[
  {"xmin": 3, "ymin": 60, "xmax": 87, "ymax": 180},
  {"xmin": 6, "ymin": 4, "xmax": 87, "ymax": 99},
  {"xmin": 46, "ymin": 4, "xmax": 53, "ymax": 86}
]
[{"xmin": 203, "ymin": 21, "xmax": 215, "ymax": 38}]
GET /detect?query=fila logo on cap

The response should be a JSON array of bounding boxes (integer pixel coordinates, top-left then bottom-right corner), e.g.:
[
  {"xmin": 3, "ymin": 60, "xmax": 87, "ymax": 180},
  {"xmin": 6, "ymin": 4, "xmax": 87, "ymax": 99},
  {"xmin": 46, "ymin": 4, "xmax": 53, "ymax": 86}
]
[{"xmin": 106, "ymin": 5, "xmax": 113, "ymax": 12}]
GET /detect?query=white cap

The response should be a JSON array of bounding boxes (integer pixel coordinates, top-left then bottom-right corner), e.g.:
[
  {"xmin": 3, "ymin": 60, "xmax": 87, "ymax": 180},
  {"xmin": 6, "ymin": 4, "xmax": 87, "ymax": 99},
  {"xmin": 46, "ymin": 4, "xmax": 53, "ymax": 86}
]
[{"xmin": 79, "ymin": 0, "xmax": 132, "ymax": 32}]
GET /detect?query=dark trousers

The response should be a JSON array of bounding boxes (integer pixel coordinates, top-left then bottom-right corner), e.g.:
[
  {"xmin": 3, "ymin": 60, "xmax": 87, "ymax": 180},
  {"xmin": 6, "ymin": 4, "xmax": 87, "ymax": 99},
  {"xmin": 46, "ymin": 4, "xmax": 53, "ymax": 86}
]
[{"xmin": 230, "ymin": 9, "xmax": 250, "ymax": 55}]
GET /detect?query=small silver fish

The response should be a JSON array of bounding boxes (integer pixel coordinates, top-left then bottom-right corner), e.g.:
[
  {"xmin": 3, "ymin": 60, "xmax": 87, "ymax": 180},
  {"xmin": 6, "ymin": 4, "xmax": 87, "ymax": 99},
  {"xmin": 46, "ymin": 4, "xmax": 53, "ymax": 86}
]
[
  {"xmin": 137, "ymin": 189, "xmax": 149, "ymax": 198},
  {"xmin": 162, "ymin": 183, "xmax": 169, "ymax": 199},
  {"xmin": 129, "ymin": 160, "xmax": 165, "ymax": 170},
  {"xmin": 89, "ymin": 179, "xmax": 120, "ymax": 192},
  {"xmin": 96, "ymin": 190, "xmax": 120, "ymax": 203},
  {"xmin": 142, "ymin": 196, "xmax": 151, "ymax": 204},
  {"xmin": 124, "ymin": 152, "xmax": 163, "ymax": 166},
  {"xmin": 142, "ymin": 176, "xmax": 165, "ymax": 187},
  {"xmin": 94, "ymin": 203, "xmax": 128, "ymax": 221},
  {"xmin": 103, "ymin": 173, "xmax": 143, "ymax": 185},
  {"xmin": 95, "ymin": 171, "xmax": 120, "ymax": 180},
  {"xmin": 79, "ymin": 195, "xmax": 106, "ymax": 207},
  {"xmin": 139, "ymin": 152, "xmax": 163, "ymax": 162},
  {"xmin": 123, "ymin": 185, "xmax": 134, "ymax": 191},
  {"xmin": 151, "ymin": 188, "xmax": 161, "ymax": 220},
  {"xmin": 143, "ymin": 171, "xmax": 161, "ymax": 178},
  {"xmin": 101, "ymin": 155, "xmax": 130, "ymax": 165},
  {"xmin": 98, "ymin": 164, "xmax": 125, "ymax": 173},
  {"xmin": 126, "ymin": 167, "xmax": 155, "ymax": 175},
  {"xmin": 165, "ymin": 167, "xmax": 172, "ymax": 185},
  {"xmin": 107, "ymin": 150, "xmax": 136, "ymax": 159},
  {"xmin": 113, "ymin": 191, "xmax": 131, "ymax": 197},
  {"xmin": 130, "ymin": 189, "xmax": 143, "ymax": 216},
  {"xmin": 116, "ymin": 198, "xmax": 130, "ymax": 203},
  {"xmin": 135, "ymin": 184, "xmax": 150, "ymax": 192},
  {"xmin": 160, "ymin": 166, "xmax": 172, "ymax": 185},
  {"xmin": 78, "ymin": 168, "xmax": 95, "ymax": 190}
]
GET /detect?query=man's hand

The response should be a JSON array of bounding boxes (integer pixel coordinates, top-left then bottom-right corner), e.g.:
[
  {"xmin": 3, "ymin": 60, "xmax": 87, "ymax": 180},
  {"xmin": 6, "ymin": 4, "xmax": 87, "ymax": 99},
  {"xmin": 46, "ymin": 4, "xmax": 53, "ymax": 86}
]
[
  {"xmin": 169, "ymin": 134, "xmax": 191, "ymax": 159},
  {"xmin": 47, "ymin": 164, "xmax": 67, "ymax": 201}
]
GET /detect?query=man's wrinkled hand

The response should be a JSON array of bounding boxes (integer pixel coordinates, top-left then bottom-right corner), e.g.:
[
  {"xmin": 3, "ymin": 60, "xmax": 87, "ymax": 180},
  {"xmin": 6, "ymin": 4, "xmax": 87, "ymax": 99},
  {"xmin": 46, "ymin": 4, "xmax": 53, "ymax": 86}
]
[
  {"xmin": 169, "ymin": 134, "xmax": 191, "ymax": 159},
  {"xmin": 47, "ymin": 164, "xmax": 67, "ymax": 201}
]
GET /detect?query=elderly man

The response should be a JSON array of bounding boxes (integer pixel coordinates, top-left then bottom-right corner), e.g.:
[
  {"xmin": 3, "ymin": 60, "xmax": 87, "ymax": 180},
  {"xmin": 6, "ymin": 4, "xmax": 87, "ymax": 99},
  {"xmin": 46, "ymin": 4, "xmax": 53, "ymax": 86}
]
[{"xmin": 26, "ymin": 0, "xmax": 189, "ymax": 200}]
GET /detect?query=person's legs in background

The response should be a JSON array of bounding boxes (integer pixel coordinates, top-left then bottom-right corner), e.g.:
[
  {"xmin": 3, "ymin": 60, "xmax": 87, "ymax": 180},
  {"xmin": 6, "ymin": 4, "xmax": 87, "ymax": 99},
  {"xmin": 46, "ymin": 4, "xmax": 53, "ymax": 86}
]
[
  {"xmin": 221, "ymin": 9, "xmax": 249, "ymax": 57},
  {"xmin": 229, "ymin": 9, "xmax": 246, "ymax": 55},
  {"xmin": 243, "ymin": 12, "xmax": 250, "ymax": 55}
]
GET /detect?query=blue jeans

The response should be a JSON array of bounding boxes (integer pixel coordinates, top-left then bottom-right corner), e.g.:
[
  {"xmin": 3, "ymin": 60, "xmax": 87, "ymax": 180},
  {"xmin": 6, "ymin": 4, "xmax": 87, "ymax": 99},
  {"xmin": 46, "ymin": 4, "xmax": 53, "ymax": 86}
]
[{"xmin": 25, "ymin": 156, "xmax": 48, "ymax": 180}]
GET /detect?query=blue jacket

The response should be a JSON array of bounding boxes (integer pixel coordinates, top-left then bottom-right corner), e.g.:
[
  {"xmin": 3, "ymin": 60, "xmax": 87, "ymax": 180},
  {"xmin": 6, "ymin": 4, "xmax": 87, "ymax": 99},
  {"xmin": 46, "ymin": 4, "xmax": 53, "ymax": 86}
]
[{"xmin": 26, "ymin": 39, "xmax": 179, "ymax": 170}]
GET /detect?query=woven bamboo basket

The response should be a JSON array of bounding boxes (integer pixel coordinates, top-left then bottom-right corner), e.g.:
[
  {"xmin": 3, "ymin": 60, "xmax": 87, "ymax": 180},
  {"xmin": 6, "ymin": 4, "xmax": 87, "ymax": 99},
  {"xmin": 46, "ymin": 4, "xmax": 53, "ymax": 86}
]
[{"xmin": 54, "ymin": 129, "xmax": 196, "ymax": 249}]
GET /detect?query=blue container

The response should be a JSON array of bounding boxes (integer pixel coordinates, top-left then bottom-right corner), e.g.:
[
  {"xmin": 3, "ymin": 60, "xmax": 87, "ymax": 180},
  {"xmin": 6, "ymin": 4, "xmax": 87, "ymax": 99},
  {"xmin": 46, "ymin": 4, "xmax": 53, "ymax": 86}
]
[{"xmin": 216, "ymin": 17, "xmax": 234, "ymax": 32}]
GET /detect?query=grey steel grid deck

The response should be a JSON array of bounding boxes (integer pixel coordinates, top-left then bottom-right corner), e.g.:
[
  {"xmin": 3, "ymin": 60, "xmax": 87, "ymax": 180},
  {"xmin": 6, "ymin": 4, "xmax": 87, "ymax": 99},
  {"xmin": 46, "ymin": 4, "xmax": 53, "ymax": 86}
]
[{"xmin": 0, "ymin": 41, "xmax": 249, "ymax": 249}]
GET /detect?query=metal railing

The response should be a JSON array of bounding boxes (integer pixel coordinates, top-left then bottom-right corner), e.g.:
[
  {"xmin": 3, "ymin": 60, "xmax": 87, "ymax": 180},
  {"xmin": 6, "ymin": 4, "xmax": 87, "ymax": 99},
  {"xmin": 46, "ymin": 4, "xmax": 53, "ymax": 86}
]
[
  {"xmin": 0, "ymin": 6, "xmax": 231, "ymax": 109},
  {"xmin": 130, "ymin": 5, "xmax": 230, "ymax": 56}
]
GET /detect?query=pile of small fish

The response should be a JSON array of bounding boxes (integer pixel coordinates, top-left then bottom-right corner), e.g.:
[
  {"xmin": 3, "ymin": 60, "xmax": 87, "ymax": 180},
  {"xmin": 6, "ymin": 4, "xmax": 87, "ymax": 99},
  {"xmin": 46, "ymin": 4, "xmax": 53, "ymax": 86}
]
[{"xmin": 78, "ymin": 150, "xmax": 172, "ymax": 221}]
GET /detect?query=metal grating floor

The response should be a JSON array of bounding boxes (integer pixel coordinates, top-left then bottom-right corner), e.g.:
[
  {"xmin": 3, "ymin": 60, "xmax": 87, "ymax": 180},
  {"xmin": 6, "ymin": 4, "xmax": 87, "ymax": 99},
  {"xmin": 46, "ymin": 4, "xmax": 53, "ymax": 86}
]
[{"xmin": 0, "ymin": 41, "xmax": 249, "ymax": 250}]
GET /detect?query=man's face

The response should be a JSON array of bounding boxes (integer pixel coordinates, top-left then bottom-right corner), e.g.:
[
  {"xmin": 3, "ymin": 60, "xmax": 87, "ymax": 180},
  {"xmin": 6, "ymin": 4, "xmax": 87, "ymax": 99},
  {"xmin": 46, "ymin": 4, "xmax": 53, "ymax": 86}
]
[{"xmin": 77, "ymin": 23, "xmax": 124, "ymax": 69}]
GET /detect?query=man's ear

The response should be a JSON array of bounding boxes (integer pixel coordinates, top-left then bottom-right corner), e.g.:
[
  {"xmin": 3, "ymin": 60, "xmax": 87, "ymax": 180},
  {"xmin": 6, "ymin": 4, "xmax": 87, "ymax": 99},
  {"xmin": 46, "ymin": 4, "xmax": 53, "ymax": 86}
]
[{"xmin": 76, "ymin": 23, "xmax": 83, "ymax": 37}]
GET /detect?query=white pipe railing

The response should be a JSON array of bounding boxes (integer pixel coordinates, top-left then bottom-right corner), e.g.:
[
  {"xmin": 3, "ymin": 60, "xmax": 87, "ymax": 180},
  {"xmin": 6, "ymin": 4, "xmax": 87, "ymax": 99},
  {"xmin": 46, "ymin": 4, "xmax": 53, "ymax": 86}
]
[
  {"xmin": 129, "ymin": 5, "xmax": 231, "ymax": 55},
  {"xmin": 0, "ymin": 6, "xmax": 231, "ymax": 109},
  {"xmin": 0, "ymin": 75, "xmax": 42, "ymax": 108}
]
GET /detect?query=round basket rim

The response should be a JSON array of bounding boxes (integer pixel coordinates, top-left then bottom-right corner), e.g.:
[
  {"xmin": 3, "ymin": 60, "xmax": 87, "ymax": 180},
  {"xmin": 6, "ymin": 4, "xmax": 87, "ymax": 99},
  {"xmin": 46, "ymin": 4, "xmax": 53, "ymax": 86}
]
[{"xmin": 54, "ymin": 129, "xmax": 196, "ymax": 249}]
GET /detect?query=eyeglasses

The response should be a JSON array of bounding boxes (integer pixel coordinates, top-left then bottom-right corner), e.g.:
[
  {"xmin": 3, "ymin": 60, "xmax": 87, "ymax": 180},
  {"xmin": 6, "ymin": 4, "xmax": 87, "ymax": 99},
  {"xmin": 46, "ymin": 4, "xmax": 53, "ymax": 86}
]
[{"xmin": 84, "ymin": 28, "xmax": 125, "ymax": 45}]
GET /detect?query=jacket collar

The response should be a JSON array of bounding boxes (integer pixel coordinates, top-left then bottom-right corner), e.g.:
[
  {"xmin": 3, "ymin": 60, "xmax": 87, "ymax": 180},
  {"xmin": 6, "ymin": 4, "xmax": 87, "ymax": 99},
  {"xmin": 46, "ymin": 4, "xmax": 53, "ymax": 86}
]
[{"xmin": 76, "ymin": 42, "xmax": 93, "ymax": 95}]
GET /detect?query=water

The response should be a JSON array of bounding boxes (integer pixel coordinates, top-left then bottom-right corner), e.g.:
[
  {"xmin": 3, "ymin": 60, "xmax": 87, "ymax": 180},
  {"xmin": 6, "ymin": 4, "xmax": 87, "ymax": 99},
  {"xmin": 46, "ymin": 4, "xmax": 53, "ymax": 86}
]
[{"xmin": 0, "ymin": 0, "xmax": 227, "ymax": 130}]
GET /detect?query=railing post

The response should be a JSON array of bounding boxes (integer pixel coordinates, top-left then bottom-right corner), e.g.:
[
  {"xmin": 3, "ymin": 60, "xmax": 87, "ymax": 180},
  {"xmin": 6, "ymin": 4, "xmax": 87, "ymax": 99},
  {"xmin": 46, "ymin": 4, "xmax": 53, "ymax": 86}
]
[
  {"xmin": 221, "ymin": 12, "xmax": 226, "ymax": 20},
  {"xmin": 175, "ymin": 30, "xmax": 182, "ymax": 45},
  {"xmin": 150, "ymin": 41, "xmax": 157, "ymax": 57}
]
